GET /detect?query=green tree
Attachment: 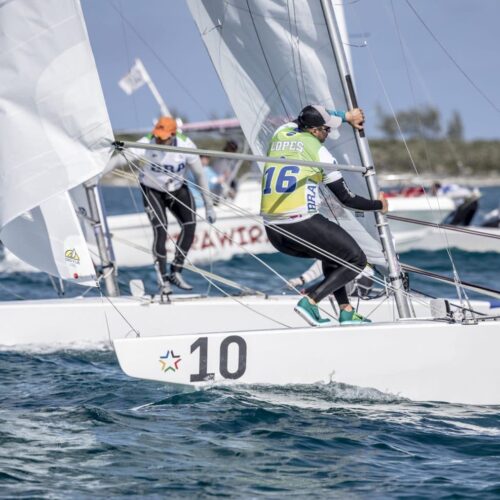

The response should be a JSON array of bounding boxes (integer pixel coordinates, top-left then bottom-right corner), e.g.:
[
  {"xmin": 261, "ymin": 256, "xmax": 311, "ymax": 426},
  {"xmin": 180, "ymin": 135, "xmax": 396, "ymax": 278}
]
[
  {"xmin": 376, "ymin": 105, "xmax": 442, "ymax": 140},
  {"xmin": 417, "ymin": 107, "xmax": 441, "ymax": 139},
  {"xmin": 447, "ymin": 110, "xmax": 464, "ymax": 141},
  {"xmin": 375, "ymin": 104, "xmax": 398, "ymax": 139}
]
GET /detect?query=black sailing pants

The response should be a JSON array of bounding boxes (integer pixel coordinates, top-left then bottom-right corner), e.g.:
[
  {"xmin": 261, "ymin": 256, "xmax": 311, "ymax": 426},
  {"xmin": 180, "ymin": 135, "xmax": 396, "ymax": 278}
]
[
  {"xmin": 141, "ymin": 183, "xmax": 197, "ymax": 277},
  {"xmin": 265, "ymin": 214, "xmax": 367, "ymax": 304}
]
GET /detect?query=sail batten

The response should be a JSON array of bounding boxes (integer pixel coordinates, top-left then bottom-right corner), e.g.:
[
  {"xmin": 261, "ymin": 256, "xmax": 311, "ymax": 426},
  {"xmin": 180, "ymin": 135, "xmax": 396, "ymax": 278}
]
[{"xmin": 187, "ymin": 0, "xmax": 384, "ymax": 264}]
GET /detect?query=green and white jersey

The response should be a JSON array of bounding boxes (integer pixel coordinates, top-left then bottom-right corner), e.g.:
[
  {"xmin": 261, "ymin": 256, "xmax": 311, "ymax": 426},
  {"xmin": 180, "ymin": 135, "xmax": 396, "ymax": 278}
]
[
  {"xmin": 133, "ymin": 133, "xmax": 199, "ymax": 192},
  {"xmin": 260, "ymin": 122, "xmax": 342, "ymax": 223}
]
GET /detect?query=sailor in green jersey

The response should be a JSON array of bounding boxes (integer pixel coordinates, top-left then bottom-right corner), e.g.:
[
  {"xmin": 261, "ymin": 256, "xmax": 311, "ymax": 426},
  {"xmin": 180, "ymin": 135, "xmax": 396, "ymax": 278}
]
[{"xmin": 261, "ymin": 105, "xmax": 388, "ymax": 326}]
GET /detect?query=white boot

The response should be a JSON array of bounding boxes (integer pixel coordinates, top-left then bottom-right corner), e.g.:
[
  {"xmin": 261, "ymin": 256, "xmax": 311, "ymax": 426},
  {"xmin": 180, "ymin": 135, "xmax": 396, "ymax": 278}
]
[{"xmin": 169, "ymin": 271, "xmax": 193, "ymax": 291}]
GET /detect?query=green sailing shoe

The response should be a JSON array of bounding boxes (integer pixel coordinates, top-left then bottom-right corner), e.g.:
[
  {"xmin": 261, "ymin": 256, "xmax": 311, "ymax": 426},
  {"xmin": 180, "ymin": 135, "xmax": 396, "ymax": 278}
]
[
  {"xmin": 294, "ymin": 297, "xmax": 332, "ymax": 327},
  {"xmin": 338, "ymin": 309, "xmax": 372, "ymax": 326}
]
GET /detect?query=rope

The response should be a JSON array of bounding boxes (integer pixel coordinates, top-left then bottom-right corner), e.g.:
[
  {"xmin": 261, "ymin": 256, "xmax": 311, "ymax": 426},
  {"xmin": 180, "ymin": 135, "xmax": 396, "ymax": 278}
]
[
  {"xmin": 387, "ymin": 214, "xmax": 500, "ymax": 240},
  {"xmin": 123, "ymin": 155, "xmax": 293, "ymax": 328},
  {"xmin": 352, "ymin": 1, "xmax": 472, "ymax": 313},
  {"xmin": 405, "ymin": 0, "xmax": 500, "ymax": 114},
  {"xmin": 120, "ymin": 147, "xmax": 437, "ymax": 315}
]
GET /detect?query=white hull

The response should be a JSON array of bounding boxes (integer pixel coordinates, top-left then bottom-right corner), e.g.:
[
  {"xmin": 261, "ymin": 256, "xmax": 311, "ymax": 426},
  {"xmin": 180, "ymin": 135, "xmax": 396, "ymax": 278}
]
[
  {"xmin": 397, "ymin": 226, "xmax": 500, "ymax": 253},
  {"xmin": 0, "ymin": 293, "xmax": 494, "ymax": 350},
  {"xmin": 108, "ymin": 210, "xmax": 274, "ymax": 267},
  {"xmin": 0, "ymin": 183, "xmax": 457, "ymax": 270},
  {"xmin": 106, "ymin": 191, "xmax": 455, "ymax": 266},
  {"xmin": 114, "ymin": 320, "xmax": 500, "ymax": 405}
]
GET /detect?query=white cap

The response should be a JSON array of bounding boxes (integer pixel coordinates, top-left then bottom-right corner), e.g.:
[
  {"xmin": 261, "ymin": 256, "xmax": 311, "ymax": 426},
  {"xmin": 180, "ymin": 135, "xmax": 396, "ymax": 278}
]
[{"xmin": 297, "ymin": 104, "xmax": 342, "ymax": 129}]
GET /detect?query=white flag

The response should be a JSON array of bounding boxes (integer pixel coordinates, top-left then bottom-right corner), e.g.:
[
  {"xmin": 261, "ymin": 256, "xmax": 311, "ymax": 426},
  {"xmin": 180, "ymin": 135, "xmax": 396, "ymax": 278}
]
[{"xmin": 118, "ymin": 59, "xmax": 149, "ymax": 95}]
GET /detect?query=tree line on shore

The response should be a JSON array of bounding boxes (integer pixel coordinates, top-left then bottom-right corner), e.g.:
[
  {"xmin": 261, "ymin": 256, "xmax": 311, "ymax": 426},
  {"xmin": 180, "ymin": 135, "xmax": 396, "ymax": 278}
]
[
  {"xmin": 114, "ymin": 106, "xmax": 499, "ymax": 178},
  {"xmin": 371, "ymin": 106, "xmax": 499, "ymax": 175}
]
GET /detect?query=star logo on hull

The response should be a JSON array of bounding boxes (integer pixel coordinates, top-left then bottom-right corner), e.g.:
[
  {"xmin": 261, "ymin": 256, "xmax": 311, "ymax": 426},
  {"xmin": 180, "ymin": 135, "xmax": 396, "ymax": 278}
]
[{"xmin": 159, "ymin": 350, "xmax": 182, "ymax": 373}]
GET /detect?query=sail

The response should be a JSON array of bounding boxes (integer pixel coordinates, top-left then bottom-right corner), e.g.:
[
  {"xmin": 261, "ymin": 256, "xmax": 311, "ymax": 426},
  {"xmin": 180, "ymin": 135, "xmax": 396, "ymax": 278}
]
[
  {"xmin": 187, "ymin": 0, "xmax": 385, "ymax": 265},
  {"xmin": 0, "ymin": 0, "xmax": 114, "ymax": 284}
]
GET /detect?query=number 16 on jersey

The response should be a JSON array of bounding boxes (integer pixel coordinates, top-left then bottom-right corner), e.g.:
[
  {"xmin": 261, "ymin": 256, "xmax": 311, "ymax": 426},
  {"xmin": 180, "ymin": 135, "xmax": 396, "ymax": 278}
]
[{"xmin": 262, "ymin": 165, "xmax": 300, "ymax": 194}]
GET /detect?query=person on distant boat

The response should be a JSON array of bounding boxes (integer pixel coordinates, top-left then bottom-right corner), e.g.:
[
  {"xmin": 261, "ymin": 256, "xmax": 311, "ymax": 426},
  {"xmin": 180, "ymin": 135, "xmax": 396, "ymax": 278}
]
[
  {"xmin": 431, "ymin": 181, "xmax": 480, "ymax": 226},
  {"xmin": 212, "ymin": 139, "xmax": 239, "ymax": 198},
  {"xmin": 261, "ymin": 104, "xmax": 388, "ymax": 326},
  {"xmin": 431, "ymin": 182, "xmax": 475, "ymax": 206},
  {"xmin": 134, "ymin": 116, "xmax": 216, "ymax": 295}
]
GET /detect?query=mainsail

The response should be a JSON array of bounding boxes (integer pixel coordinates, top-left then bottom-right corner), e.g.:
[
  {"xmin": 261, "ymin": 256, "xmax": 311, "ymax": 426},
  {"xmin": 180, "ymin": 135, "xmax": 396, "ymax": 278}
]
[
  {"xmin": 187, "ymin": 0, "xmax": 385, "ymax": 265},
  {"xmin": 0, "ymin": 0, "xmax": 113, "ymax": 285}
]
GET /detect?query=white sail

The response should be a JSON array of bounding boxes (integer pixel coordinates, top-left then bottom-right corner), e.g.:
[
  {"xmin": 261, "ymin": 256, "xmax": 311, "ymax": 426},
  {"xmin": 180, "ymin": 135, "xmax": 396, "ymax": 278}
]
[
  {"xmin": 0, "ymin": 0, "xmax": 114, "ymax": 284},
  {"xmin": 1, "ymin": 192, "xmax": 98, "ymax": 286},
  {"xmin": 187, "ymin": 0, "xmax": 384, "ymax": 265}
]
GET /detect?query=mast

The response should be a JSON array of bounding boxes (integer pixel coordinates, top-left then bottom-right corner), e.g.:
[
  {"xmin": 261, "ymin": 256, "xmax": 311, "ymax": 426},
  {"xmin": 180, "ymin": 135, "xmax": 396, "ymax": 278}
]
[
  {"xmin": 84, "ymin": 182, "xmax": 120, "ymax": 297},
  {"xmin": 320, "ymin": 0, "xmax": 413, "ymax": 318}
]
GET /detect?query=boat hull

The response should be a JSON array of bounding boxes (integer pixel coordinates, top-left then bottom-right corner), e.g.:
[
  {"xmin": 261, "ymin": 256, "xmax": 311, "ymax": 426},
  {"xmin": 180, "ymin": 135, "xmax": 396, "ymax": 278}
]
[
  {"xmin": 398, "ymin": 226, "xmax": 500, "ymax": 253},
  {"xmin": 0, "ymin": 294, "xmax": 494, "ymax": 349},
  {"xmin": 114, "ymin": 320, "xmax": 500, "ymax": 405}
]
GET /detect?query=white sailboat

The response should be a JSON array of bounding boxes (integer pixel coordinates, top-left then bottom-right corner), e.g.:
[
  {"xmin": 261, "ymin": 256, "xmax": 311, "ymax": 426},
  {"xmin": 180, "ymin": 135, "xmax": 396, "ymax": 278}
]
[
  {"xmin": 99, "ymin": 177, "xmax": 456, "ymax": 268},
  {"xmin": 2, "ymin": 1, "xmax": 499, "ymax": 405},
  {"xmin": 111, "ymin": 0, "xmax": 500, "ymax": 405},
  {"xmin": 400, "ymin": 224, "xmax": 500, "ymax": 253},
  {"xmin": 0, "ymin": 0, "xmax": 463, "ymax": 351}
]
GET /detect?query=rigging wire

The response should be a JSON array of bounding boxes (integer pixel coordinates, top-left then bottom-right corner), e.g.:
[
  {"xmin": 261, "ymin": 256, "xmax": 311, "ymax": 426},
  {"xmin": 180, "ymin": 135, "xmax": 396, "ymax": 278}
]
[
  {"xmin": 121, "ymin": 154, "xmax": 295, "ymax": 327},
  {"xmin": 107, "ymin": 2, "xmax": 211, "ymax": 118},
  {"xmin": 350, "ymin": 0, "xmax": 471, "ymax": 311},
  {"xmin": 389, "ymin": 0, "xmax": 438, "ymax": 177},
  {"xmin": 385, "ymin": 29, "xmax": 465, "ymax": 168},
  {"xmin": 0, "ymin": 281, "xmax": 26, "ymax": 301},
  {"xmin": 113, "ymin": 0, "xmax": 141, "ymax": 127},
  {"xmin": 405, "ymin": 0, "xmax": 500, "ymax": 115},
  {"xmin": 122, "ymin": 150, "xmax": 340, "ymax": 320},
  {"xmin": 386, "ymin": 214, "xmax": 500, "ymax": 240},
  {"xmin": 407, "ymin": 286, "xmax": 488, "ymax": 318},
  {"xmin": 388, "ymin": 0, "xmax": 473, "ymax": 314},
  {"xmin": 120, "ymin": 146, "xmax": 441, "ymax": 315},
  {"xmin": 123, "ymin": 149, "xmax": 366, "ymax": 284}
]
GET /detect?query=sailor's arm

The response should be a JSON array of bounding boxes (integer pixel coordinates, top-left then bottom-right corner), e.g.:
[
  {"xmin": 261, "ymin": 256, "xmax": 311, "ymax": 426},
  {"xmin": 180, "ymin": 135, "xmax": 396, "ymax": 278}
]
[
  {"xmin": 319, "ymin": 142, "xmax": 385, "ymax": 211},
  {"xmin": 326, "ymin": 178, "xmax": 388, "ymax": 213},
  {"xmin": 327, "ymin": 108, "xmax": 365, "ymax": 130}
]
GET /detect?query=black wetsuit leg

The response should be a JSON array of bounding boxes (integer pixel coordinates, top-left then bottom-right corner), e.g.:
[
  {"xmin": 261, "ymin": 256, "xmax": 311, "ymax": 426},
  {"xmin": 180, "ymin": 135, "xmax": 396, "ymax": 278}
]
[
  {"xmin": 301, "ymin": 261, "xmax": 349, "ymax": 305},
  {"xmin": 142, "ymin": 184, "xmax": 169, "ymax": 278},
  {"xmin": 321, "ymin": 261, "xmax": 349, "ymax": 305},
  {"xmin": 265, "ymin": 214, "xmax": 367, "ymax": 303},
  {"xmin": 165, "ymin": 184, "xmax": 197, "ymax": 273}
]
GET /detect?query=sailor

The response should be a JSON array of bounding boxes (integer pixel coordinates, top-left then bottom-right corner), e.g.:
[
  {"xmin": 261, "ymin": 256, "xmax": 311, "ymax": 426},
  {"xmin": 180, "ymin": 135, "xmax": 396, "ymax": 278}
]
[
  {"xmin": 261, "ymin": 105, "xmax": 388, "ymax": 326},
  {"xmin": 135, "ymin": 116, "xmax": 216, "ymax": 294},
  {"xmin": 212, "ymin": 139, "xmax": 239, "ymax": 198}
]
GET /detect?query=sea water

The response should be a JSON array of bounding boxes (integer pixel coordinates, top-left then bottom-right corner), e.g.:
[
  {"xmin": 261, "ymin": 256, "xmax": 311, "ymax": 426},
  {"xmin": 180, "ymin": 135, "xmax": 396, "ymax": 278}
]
[{"xmin": 0, "ymin": 186, "xmax": 499, "ymax": 497}]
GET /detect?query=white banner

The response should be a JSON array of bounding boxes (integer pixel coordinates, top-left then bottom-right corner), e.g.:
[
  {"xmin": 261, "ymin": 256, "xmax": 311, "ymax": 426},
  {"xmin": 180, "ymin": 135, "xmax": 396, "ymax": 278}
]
[{"xmin": 118, "ymin": 58, "xmax": 149, "ymax": 95}]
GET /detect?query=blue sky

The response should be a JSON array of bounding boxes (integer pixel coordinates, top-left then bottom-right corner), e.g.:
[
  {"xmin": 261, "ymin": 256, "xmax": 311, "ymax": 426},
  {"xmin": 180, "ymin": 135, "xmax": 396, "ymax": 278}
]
[{"xmin": 82, "ymin": 0, "xmax": 500, "ymax": 140}]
